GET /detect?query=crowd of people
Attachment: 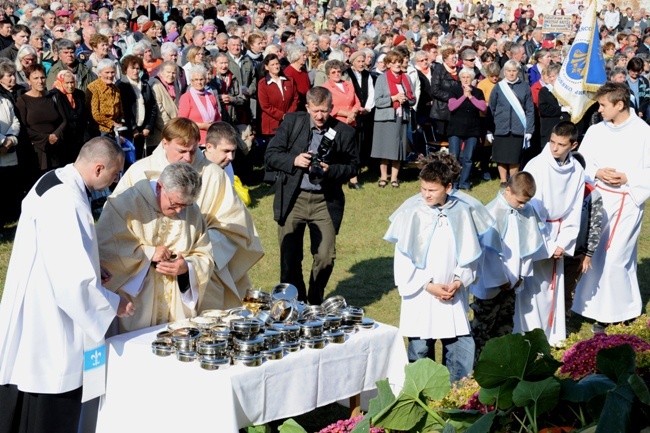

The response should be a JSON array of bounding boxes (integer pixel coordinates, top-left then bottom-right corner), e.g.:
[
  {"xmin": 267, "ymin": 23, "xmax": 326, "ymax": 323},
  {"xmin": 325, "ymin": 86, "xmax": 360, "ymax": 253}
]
[{"xmin": 1, "ymin": 0, "xmax": 650, "ymax": 430}]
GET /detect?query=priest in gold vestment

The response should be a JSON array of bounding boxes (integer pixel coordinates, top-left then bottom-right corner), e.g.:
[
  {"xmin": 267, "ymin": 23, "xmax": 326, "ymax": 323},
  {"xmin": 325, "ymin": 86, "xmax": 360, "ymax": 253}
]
[
  {"xmin": 111, "ymin": 118, "xmax": 264, "ymax": 311},
  {"xmin": 97, "ymin": 162, "xmax": 214, "ymax": 333}
]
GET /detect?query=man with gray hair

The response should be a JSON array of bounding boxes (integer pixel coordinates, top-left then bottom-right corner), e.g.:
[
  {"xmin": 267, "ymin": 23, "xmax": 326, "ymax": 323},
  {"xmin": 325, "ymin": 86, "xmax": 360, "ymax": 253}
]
[
  {"xmin": 97, "ymin": 161, "xmax": 214, "ymax": 334},
  {"xmin": 47, "ymin": 38, "xmax": 96, "ymax": 91}
]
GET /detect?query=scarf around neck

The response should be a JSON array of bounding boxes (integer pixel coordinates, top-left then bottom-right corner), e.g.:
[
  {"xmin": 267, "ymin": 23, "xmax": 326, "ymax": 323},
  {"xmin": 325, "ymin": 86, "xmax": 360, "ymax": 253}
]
[
  {"xmin": 386, "ymin": 70, "xmax": 414, "ymax": 109},
  {"xmin": 189, "ymin": 86, "xmax": 216, "ymax": 123}
]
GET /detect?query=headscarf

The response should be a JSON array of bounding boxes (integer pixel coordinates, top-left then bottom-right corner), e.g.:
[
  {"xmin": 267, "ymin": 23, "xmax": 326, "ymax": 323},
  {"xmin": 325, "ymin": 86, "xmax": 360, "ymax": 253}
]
[{"xmin": 52, "ymin": 70, "xmax": 76, "ymax": 108}]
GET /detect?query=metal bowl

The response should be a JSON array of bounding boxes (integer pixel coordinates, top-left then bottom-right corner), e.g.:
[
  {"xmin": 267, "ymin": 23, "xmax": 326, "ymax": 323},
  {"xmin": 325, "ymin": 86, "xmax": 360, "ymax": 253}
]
[
  {"xmin": 323, "ymin": 329, "xmax": 346, "ymax": 344},
  {"xmin": 156, "ymin": 330, "xmax": 173, "ymax": 340},
  {"xmin": 274, "ymin": 322, "xmax": 301, "ymax": 342},
  {"xmin": 191, "ymin": 316, "xmax": 218, "ymax": 330},
  {"xmin": 321, "ymin": 314, "xmax": 342, "ymax": 331},
  {"xmin": 270, "ymin": 299, "xmax": 299, "ymax": 323},
  {"xmin": 300, "ymin": 304, "xmax": 326, "ymax": 320},
  {"xmin": 171, "ymin": 328, "xmax": 202, "ymax": 352},
  {"xmin": 261, "ymin": 329, "xmax": 281, "ymax": 349},
  {"xmin": 279, "ymin": 340, "xmax": 301, "ymax": 353},
  {"xmin": 255, "ymin": 310, "xmax": 276, "ymax": 328},
  {"xmin": 176, "ymin": 350, "xmax": 198, "ymax": 362},
  {"xmin": 271, "ymin": 283, "xmax": 299, "ymax": 301},
  {"xmin": 358, "ymin": 317, "xmax": 376, "ymax": 330},
  {"xmin": 200, "ymin": 309, "xmax": 229, "ymax": 319},
  {"xmin": 229, "ymin": 318, "xmax": 261, "ymax": 335},
  {"xmin": 198, "ymin": 339, "xmax": 228, "ymax": 356},
  {"xmin": 211, "ymin": 328, "xmax": 232, "ymax": 343},
  {"xmin": 199, "ymin": 355, "xmax": 230, "ymax": 370},
  {"xmin": 167, "ymin": 320, "xmax": 197, "ymax": 331},
  {"xmin": 242, "ymin": 289, "xmax": 273, "ymax": 313},
  {"xmin": 299, "ymin": 320, "xmax": 324, "ymax": 339},
  {"xmin": 261, "ymin": 346, "xmax": 284, "ymax": 361},
  {"xmin": 340, "ymin": 306, "xmax": 364, "ymax": 325},
  {"xmin": 232, "ymin": 353, "xmax": 263, "ymax": 367},
  {"xmin": 226, "ymin": 306, "xmax": 254, "ymax": 319},
  {"xmin": 340, "ymin": 324, "xmax": 357, "ymax": 335},
  {"xmin": 152, "ymin": 339, "xmax": 176, "ymax": 356},
  {"xmin": 232, "ymin": 336, "xmax": 265, "ymax": 355},
  {"xmin": 300, "ymin": 337, "xmax": 326, "ymax": 349},
  {"xmin": 321, "ymin": 295, "xmax": 347, "ymax": 314}
]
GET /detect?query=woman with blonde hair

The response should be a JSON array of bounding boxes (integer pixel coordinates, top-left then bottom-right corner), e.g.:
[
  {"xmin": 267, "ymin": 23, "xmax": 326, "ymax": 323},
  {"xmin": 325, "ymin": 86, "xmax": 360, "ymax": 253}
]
[{"xmin": 15, "ymin": 44, "xmax": 38, "ymax": 88}]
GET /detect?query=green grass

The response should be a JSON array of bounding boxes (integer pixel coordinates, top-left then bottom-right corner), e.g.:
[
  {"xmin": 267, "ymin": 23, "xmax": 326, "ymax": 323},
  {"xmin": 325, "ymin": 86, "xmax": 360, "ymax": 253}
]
[{"xmin": 2, "ymin": 166, "xmax": 650, "ymax": 432}]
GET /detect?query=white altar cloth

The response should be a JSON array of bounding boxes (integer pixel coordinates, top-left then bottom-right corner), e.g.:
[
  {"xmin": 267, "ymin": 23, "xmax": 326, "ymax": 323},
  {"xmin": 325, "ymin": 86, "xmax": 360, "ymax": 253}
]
[{"xmin": 95, "ymin": 322, "xmax": 407, "ymax": 433}]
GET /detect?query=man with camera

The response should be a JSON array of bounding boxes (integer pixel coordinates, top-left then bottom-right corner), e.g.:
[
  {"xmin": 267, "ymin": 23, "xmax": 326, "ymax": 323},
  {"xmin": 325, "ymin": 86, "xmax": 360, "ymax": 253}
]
[{"xmin": 265, "ymin": 87, "xmax": 359, "ymax": 305}]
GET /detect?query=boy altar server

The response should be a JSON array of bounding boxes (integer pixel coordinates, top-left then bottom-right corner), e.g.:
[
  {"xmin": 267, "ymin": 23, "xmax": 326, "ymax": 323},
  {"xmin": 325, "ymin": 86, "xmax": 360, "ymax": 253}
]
[
  {"xmin": 517, "ymin": 121, "xmax": 584, "ymax": 345},
  {"xmin": 471, "ymin": 172, "xmax": 545, "ymax": 360},
  {"xmin": 385, "ymin": 159, "xmax": 482, "ymax": 383},
  {"xmin": 573, "ymin": 82, "xmax": 650, "ymax": 327}
]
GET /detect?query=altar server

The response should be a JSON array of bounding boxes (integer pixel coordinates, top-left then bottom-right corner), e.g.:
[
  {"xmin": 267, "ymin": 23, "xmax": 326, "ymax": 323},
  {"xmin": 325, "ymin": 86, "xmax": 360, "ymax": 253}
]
[
  {"xmin": 0, "ymin": 137, "xmax": 135, "ymax": 433},
  {"xmin": 112, "ymin": 117, "xmax": 264, "ymax": 311},
  {"xmin": 385, "ymin": 159, "xmax": 482, "ymax": 383},
  {"xmin": 471, "ymin": 172, "xmax": 544, "ymax": 361},
  {"xmin": 573, "ymin": 82, "xmax": 650, "ymax": 327},
  {"xmin": 517, "ymin": 121, "xmax": 584, "ymax": 345},
  {"xmin": 97, "ymin": 162, "xmax": 214, "ymax": 334}
]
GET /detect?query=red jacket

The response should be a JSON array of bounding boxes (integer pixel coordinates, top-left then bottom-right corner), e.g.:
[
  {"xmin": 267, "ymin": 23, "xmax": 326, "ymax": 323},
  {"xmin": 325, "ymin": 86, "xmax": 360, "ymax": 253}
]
[{"xmin": 257, "ymin": 75, "xmax": 299, "ymax": 135}]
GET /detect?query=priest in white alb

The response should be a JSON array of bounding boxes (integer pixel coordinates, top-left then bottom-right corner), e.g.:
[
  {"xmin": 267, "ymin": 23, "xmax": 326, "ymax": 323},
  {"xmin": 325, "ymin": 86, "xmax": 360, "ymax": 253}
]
[
  {"xmin": 111, "ymin": 117, "xmax": 264, "ymax": 311},
  {"xmin": 573, "ymin": 82, "xmax": 650, "ymax": 326}
]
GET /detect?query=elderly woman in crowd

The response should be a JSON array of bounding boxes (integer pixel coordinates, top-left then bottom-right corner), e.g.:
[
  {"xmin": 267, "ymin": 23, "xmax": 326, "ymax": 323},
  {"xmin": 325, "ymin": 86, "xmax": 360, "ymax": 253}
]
[
  {"xmin": 87, "ymin": 34, "xmax": 121, "ymax": 81},
  {"xmin": 117, "ymin": 55, "xmax": 157, "ymax": 158},
  {"xmin": 430, "ymin": 47, "xmax": 460, "ymax": 141},
  {"xmin": 85, "ymin": 58, "xmax": 123, "ymax": 137},
  {"xmin": 321, "ymin": 59, "xmax": 360, "ymax": 126},
  {"xmin": 371, "ymin": 50, "xmax": 416, "ymax": 188},
  {"xmin": 15, "ymin": 44, "xmax": 37, "ymax": 88},
  {"xmin": 178, "ymin": 64, "xmax": 220, "ymax": 144},
  {"xmin": 29, "ymin": 29, "xmax": 52, "ymax": 72},
  {"xmin": 283, "ymin": 43, "xmax": 310, "ymax": 110},
  {"xmin": 257, "ymin": 53, "xmax": 298, "ymax": 140},
  {"xmin": 209, "ymin": 52, "xmax": 244, "ymax": 125},
  {"xmin": 447, "ymin": 68, "xmax": 487, "ymax": 190},
  {"xmin": 51, "ymin": 70, "xmax": 87, "ymax": 163},
  {"xmin": 150, "ymin": 60, "xmax": 180, "ymax": 146},
  {"xmin": 0, "ymin": 61, "xmax": 25, "ymax": 105},
  {"xmin": 16, "ymin": 64, "xmax": 66, "ymax": 175},
  {"xmin": 142, "ymin": 42, "xmax": 162, "ymax": 76},
  {"xmin": 487, "ymin": 59, "xmax": 534, "ymax": 187},
  {"xmin": 306, "ymin": 33, "xmax": 320, "ymax": 71}
]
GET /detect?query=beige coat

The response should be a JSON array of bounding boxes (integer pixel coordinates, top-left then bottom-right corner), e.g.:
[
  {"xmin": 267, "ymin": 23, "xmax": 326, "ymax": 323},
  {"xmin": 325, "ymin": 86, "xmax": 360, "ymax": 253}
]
[{"xmin": 150, "ymin": 78, "xmax": 179, "ymax": 147}]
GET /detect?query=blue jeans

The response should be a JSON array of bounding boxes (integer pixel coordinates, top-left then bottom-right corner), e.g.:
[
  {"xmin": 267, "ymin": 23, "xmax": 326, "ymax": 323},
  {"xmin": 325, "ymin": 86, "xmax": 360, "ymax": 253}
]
[
  {"xmin": 407, "ymin": 335, "xmax": 475, "ymax": 383},
  {"xmin": 447, "ymin": 136, "xmax": 478, "ymax": 189}
]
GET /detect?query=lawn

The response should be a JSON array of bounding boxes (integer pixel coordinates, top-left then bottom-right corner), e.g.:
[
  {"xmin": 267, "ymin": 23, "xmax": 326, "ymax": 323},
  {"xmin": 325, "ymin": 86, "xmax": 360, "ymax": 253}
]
[{"xmin": 2, "ymin": 165, "xmax": 650, "ymax": 432}]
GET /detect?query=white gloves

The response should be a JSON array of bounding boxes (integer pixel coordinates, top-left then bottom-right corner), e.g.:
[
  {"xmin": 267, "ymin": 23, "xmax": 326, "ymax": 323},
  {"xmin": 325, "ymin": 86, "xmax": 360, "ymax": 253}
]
[
  {"xmin": 525, "ymin": 133, "xmax": 532, "ymax": 141},
  {"xmin": 486, "ymin": 133, "xmax": 494, "ymax": 142}
]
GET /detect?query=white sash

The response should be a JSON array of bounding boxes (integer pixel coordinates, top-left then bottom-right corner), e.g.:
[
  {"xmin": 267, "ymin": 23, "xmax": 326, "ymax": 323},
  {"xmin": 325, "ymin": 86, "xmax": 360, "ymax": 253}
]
[{"xmin": 499, "ymin": 80, "xmax": 530, "ymax": 149}]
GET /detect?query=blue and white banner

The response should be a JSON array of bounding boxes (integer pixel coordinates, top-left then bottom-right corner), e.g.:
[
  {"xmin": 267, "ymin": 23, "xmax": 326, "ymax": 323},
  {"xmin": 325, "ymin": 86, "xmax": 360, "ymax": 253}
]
[{"xmin": 553, "ymin": 0, "xmax": 607, "ymax": 123}]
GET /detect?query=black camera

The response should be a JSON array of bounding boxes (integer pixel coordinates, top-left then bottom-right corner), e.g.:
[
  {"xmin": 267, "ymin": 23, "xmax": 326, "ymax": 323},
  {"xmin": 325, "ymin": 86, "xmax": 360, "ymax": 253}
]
[{"xmin": 308, "ymin": 128, "xmax": 337, "ymax": 185}]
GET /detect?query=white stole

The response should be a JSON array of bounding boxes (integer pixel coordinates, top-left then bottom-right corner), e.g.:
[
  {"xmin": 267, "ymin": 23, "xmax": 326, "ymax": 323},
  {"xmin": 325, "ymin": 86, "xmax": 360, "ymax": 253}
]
[
  {"xmin": 189, "ymin": 87, "xmax": 216, "ymax": 123},
  {"xmin": 499, "ymin": 80, "xmax": 530, "ymax": 149}
]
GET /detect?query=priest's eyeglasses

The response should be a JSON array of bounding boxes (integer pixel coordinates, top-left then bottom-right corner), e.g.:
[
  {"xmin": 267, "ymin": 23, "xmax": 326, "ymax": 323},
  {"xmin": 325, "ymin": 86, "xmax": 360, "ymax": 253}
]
[{"xmin": 162, "ymin": 188, "xmax": 192, "ymax": 210}]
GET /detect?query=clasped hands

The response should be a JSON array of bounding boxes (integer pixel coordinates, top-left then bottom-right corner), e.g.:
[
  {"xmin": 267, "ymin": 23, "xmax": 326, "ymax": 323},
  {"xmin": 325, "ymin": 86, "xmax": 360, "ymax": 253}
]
[
  {"xmin": 596, "ymin": 167, "xmax": 628, "ymax": 187},
  {"xmin": 391, "ymin": 92, "xmax": 409, "ymax": 104},
  {"xmin": 152, "ymin": 246, "xmax": 189, "ymax": 276},
  {"xmin": 425, "ymin": 280, "xmax": 462, "ymax": 301}
]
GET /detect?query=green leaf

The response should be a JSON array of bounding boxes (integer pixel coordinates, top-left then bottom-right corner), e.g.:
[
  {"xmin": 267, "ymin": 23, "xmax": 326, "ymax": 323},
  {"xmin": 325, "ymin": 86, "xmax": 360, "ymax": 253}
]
[
  {"xmin": 277, "ymin": 419, "xmax": 308, "ymax": 433},
  {"xmin": 372, "ymin": 394, "xmax": 427, "ymax": 431},
  {"xmin": 596, "ymin": 345, "xmax": 636, "ymax": 384},
  {"xmin": 595, "ymin": 382, "xmax": 635, "ymax": 433},
  {"xmin": 465, "ymin": 410, "xmax": 497, "ymax": 433},
  {"xmin": 402, "ymin": 358, "xmax": 451, "ymax": 401},
  {"xmin": 474, "ymin": 331, "xmax": 561, "ymax": 389},
  {"xmin": 412, "ymin": 411, "xmax": 447, "ymax": 433},
  {"xmin": 628, "ymin": 374, "xmax": 650, "ymax": 406},
  {"xmin": 350, "ymin": 415, "xmax": 370, "ymax": 433},
  {"xmin": 369, "ymin": 379, "xmax": 397, "ymax": 418},
  {"xmin": 245, "ymin": 426, "xmax": 271, "ymax": 433},
  {"xmin": 560, "ymin": 375, "xmax": 616, "ymax": 403},
  {"xmin": 478, "ymin": 379, "xmax": 516, "ymax": 409},
  {"xmin": 442, "ymin": 423, "xmax": 457, "ymax": 433},
  {"xmin": 512, "ymin": 377, "xmax": 561, "ymax": 414}
]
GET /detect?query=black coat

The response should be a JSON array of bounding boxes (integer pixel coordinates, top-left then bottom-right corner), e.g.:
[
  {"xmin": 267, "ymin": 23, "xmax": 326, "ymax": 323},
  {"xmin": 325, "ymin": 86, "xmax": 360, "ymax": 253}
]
[
  {"xmin": 52, "ymin": 88, "xmax": 88, "ymax": 164},
  {"xmin": 430, "ymin": 62, "xmax": 461, "ymax": 121},
  {"xmin": 264, "ymin": 112, "xmax": 359, "ymax": 231},
  {"xmin": 117, "ymin": 78, "xmax": 157, "ymax": 136},
  {"xmin": 447, "ymin": 86, "xmax": 485, "ymax": 137},
  {"xmin": 538, "ymin": 86, "xmax": 568, "ymax": 145},
  {"xmin": 416, "ymin": 68, "xmax": 434, "ymax": 121}
]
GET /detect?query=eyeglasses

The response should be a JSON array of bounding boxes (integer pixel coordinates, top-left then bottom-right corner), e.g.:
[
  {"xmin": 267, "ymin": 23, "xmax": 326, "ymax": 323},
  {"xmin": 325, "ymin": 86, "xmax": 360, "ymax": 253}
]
[
  {"xmin": 162, "ymin": 188, "xmax": 192, "ymax": 210},
  {"xmin": 464, "ymin": 58, "xmax": 476, "ymax": 61},
  {"xmin": 54, "ymin": 28, "xmax": 65, "ymax": 32}
]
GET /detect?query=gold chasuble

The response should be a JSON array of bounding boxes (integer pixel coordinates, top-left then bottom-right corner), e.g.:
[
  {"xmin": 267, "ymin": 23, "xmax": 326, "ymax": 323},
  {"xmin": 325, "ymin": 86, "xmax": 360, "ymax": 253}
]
[
  {"xmin": 97, "ymin": 178, "xmax": 213, "ymax": 333},
  {"xmin": 112, "ymin": 145, "xmax": 264, "ymax": 311}
]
